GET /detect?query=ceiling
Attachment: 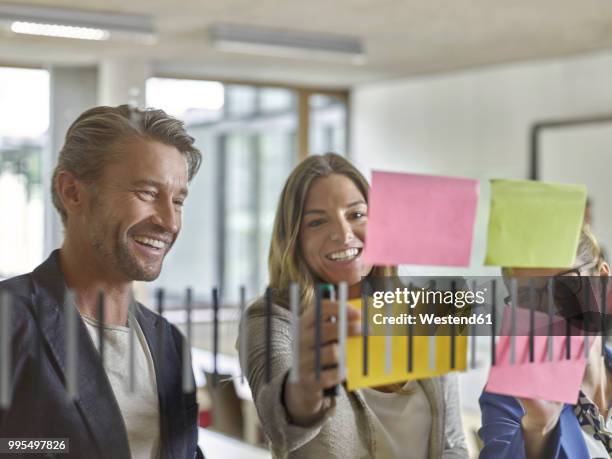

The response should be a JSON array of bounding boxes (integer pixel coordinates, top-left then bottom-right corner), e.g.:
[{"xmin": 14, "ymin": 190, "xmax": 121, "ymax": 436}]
[{"xmin": 2, "ymin": 0, "xmax": 612, "ymax": 88}]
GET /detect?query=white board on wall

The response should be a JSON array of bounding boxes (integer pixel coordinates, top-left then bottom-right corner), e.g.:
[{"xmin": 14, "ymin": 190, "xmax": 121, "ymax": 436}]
[{"xmin": 540, "ymin": 123, "xmax": 612, "ymax": 260}]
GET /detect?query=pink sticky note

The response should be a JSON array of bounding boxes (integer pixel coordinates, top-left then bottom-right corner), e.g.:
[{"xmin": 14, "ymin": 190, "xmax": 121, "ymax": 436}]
[
  {"xmin": 486, "ymin": 308, "xmax": 588, "ymax": 404},
  {"xmin": 363, "ymin": 171, "xmax": 479, "ymax": 266}
]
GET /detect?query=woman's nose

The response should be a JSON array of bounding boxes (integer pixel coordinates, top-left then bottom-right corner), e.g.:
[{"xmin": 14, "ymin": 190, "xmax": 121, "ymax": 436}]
[{"xmin": 330, "ymin": 220, "xmax": 354, "ymax": 243}]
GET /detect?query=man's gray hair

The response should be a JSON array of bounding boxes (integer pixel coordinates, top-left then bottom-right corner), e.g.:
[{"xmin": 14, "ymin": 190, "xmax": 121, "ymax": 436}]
[{"xmin": 51, "ymin": 104, "xmax": 202, "ymax": 224}]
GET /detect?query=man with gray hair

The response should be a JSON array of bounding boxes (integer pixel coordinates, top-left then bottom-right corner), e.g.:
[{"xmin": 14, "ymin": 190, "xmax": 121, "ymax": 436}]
[{"xmin": 0, "ymin": 105, "xmax": 204, "ymax": 458}]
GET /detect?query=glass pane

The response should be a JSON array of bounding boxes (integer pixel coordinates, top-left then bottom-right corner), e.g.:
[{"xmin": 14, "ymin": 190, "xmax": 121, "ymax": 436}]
[
  {"xmin": 225, "ymin": 134, "xmax": 258, "ymax": 296},
  {"xmin": 257, "ymin": 131, "xmax": 298, "ymax": 292},
  {"xmin": 309, "ymin": 93, "xmax": 347, "ymax": 155},
  {"xmin": 225, "ymin": 85, "xmax": 257, "ymax": 117},
  {"xmin": 259, "ymin": 87, "xmax": 295, "ymax": 113},
  {"xmin": 146, "ymin": 79, "xmax": 226, "ymax": 303},
  {"xmin": 146, "ymin": 78, "xmax": 224, "ymax": 124},
  {"xmin": 0, "ymin": 67, "xmax": 48, "ymax": 278},
  {"xmin": 146, "ymin": 78, "xmax": 299, "ymax": 306}
]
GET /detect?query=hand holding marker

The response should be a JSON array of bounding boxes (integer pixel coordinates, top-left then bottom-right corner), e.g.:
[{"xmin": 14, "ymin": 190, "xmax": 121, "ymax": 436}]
[{"xmin": 284, "ymin": 282, "xmax": 359, "ymax": 424}]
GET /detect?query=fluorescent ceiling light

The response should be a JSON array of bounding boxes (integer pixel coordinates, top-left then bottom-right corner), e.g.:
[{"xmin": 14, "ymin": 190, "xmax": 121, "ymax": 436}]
[
  {"xmin": 210, "ymin": 23, "xmax": 365, "ymax": 65},
  {"xmin": 11, "ymin": 22, "xmax": 109, "ymax": 41},
  {"xmin": 0, "ymin": 3, "xmax": 156, "ymax": 43}
]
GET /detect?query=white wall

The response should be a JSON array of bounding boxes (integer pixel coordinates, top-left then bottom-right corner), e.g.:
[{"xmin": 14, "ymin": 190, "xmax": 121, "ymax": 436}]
[
  {"xmin": 352, "ymin": 50, "xmax": 612, "ymax": 275},
  {"xmin": 352, "ymin": 50, "xmax": 612, "ymax": 177}
]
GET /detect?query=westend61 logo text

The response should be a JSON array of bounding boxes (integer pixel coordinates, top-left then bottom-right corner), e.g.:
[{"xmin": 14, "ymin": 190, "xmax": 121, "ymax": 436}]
[{"xmin": 371, "ymin": 287, "xmax": 487, "ymax": 309}]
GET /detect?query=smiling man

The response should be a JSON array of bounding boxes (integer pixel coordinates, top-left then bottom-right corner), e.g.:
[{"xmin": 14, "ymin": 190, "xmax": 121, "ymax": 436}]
[{"xmin": 0, "ymin": 105, "xmax": 203, "ymax": 458}]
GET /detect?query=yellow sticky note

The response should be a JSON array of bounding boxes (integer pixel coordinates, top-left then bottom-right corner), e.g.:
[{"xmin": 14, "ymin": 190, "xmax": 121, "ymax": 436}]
[{"xmin": 345, "ymin": 299, "xmax": 467, "ymax": 391}]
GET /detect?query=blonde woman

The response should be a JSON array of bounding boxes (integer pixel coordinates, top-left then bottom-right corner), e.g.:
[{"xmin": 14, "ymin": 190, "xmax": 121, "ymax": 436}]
[
  {"xmin": 239, "ymin": 153, "xmax": 468, "ymax": 458},
  {"xmin": 479, "ymin": 226, "xmax": 612, "ymax": 459}
]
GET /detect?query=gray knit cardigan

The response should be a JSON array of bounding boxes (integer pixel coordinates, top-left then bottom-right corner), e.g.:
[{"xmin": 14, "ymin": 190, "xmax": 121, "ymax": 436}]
[{"xmin": 238, "ymin": 297, "xmax": 469, "ymax": 459}]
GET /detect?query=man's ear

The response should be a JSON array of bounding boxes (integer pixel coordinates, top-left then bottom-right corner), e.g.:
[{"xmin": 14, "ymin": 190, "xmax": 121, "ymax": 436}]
[{"xmin": 56, "ymin": 171, "xmax": 88, "ymax": 218}]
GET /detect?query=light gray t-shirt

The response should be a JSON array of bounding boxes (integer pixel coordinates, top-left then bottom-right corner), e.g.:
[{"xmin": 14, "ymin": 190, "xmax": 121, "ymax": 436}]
[
  {"xmin": 82, "ymin": 314, "xmax": 161, "ymax": 459},
  {"xmin": 360, "ymin": 382, "xmax": 432, "ymax": 459}
]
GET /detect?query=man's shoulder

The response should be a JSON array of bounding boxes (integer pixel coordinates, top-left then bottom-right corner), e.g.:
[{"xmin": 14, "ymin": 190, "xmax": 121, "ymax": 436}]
[
  {"xmin": 0, "ymin": 272, "xmax": 35, "ymax": 298},
  {"xmin": 1, "ymin": 250, "xmax": 64, "ymax": 307},
  {"xmin": 0, "ymin": 272, "xmax": 39, "ymax": 334},
  {"xmin": 0, "ymin": 272, "xmax": 36, "ymax": 317}
]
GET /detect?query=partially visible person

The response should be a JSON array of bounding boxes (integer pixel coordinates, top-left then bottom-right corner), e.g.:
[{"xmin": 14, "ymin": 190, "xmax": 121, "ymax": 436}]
[
  {"xmin": 479, "ymin": 225, "xmax": 611, "ymax": 459},
  {"xmin": 0, "ymin": 105, "xmax": 204, "ymax": 458},
  {"xmin": 584, "ymin": 196, "xmax": 607, "ymax": 261},
  {"xmin": 239, "ymin": 153, "xmax": 468, "ymax": 458}
]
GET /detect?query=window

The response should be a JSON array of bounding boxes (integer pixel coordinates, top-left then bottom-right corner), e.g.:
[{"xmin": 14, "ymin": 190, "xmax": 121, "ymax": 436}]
[
  {"xmin": 147, "ymin": 79, "xmax": 304, "ymax": 304},
  {"xmin": 0, "ymin": 67, "xmax": 49, "ymax": 278},
  {"xmin": 309, "ymin": 93, "xmax": 347, "ymax": 155}
]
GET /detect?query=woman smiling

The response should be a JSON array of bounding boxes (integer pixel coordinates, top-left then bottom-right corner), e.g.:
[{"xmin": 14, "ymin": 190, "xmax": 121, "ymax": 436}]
[{"xmin": 238, "ymin": 153, "xmax": 467, "ymax": 458}]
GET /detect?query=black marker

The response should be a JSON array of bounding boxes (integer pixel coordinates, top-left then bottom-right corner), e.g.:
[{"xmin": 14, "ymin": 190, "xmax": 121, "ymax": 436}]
[
  {"xmin": 362, "ymin": 282, "xmax": 370, "ymax": 376},
  {"xmin": 319, "ymin": 284, "xmax": 338, "ymax": 398}
]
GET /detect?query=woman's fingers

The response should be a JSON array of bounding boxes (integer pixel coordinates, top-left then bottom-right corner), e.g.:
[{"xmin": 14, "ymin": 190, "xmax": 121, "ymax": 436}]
[
  {"xmin": 300, "ymin": 322, "xmax": 341, "ymax": 347},
  {"xmin": 298, "ymin": 342, "xmax": 340, "ymax": 372},
  {"xmin": 300, "ymin": 302, "xmax": 361, "ymax": 336},
  {"xmin": 317, "ymin": 368, "xmax": 342, "ymax": 389},
  {"xmin": 296, "ymin": 366, "xmax": 342, "ymax": 390},
  {"xmin": 301, "ymin": 300, "xmax": 361, "ymax": 328},
  {"xmin": 300, "ymin": 317, "xmax": 362, "ymax": 344}
]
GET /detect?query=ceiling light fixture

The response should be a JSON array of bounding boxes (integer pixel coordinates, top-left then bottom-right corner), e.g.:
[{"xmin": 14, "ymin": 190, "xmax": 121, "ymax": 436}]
[
  {"xmin": 10, "ymin": 22, "xmax": 109, "ymax": 41},
  {"xmin": 0, "ymin": 3, "xmax": 156, "ymax": 43},
  {"xmin": 209, "ymin": 23, "xmax": 365, "ymax": 65}
]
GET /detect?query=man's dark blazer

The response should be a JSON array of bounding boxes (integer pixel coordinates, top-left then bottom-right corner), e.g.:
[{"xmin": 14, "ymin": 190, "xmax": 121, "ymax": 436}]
[{"xmin": 0, "ymin": 250, "xmax": 203, "ymax": 458}]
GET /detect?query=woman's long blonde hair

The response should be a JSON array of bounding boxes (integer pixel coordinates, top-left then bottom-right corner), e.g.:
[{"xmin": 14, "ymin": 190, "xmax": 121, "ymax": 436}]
[{"xmin": 268, "ymin": 153, "xmax": 396, "ymax": 309}]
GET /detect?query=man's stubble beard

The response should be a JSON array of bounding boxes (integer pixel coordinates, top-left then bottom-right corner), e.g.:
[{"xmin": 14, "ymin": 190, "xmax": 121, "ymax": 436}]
[
  {"xmin": 115, "ymin": 232, "xmax": 163, "ymax": 281},
  {"xmin": 88, "ymin": 212, "xmax": 164, "ymax": 283}
]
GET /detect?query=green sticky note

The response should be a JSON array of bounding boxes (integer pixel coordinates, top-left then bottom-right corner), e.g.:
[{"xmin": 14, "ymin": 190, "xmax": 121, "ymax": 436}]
[{"xmin": 485, "ymin": 179, "xmax": 587, "ymax": 268}]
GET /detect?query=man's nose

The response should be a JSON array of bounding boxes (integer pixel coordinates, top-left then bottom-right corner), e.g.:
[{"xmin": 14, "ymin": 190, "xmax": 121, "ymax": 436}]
[{"xmin": 152, "ymin": 199, "xmax": 180, "ymax": 234}]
